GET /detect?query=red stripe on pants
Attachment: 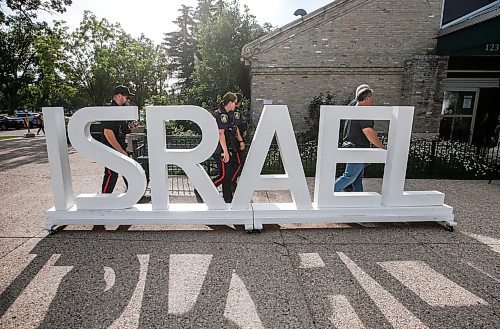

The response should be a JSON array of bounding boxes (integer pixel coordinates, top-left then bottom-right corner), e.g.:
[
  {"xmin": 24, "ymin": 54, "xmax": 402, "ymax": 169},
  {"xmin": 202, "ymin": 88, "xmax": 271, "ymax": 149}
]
[
  {"xmin": 213, "ymin": 158, "xmax": 226, "ymax": 186},
  {"xmin": 103, "ymin": 168, "xmax": 113, "ymax": 193},
  {"xmin": 232, "ymin": 152, "xmax": 242, "ymax": 182}
]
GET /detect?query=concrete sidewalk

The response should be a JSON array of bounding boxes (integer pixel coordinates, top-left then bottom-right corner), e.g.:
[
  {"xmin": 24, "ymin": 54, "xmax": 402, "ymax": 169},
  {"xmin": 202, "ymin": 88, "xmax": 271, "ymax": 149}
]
[{"xmin": 0, "ymin": 137, "xmax": 499, "ymax": 328}]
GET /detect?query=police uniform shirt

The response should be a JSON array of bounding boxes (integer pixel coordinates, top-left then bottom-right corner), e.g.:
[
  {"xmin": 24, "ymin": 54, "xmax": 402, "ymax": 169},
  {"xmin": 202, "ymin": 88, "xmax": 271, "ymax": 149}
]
[
  {"xmin": 233, "ymin": 109, "xmax": 247, "ymax": 137},
  {"xmin": 214, "ymin": 108, "xmax": 237, "ymax": 152},
  {"xmin": 101, "ymin": 100, "xmax": 130, "ymax": 149}
]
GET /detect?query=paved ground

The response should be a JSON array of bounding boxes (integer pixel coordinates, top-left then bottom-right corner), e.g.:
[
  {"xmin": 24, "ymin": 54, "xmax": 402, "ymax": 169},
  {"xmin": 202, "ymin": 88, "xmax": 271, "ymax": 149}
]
[
  {"xmin": 0, "ymin": 127, "xmax": 40, "ymax": 138},
  {"xmin": 0, "ymin": 135, "xmax": 499, "ymax": 328}
]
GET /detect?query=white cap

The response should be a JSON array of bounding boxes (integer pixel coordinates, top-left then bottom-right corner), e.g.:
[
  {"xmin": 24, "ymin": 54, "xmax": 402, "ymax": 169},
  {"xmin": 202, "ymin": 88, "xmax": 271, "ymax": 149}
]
[{"xmin": 355, "ymin": 84, "xmax": 370, "ymax": 98}]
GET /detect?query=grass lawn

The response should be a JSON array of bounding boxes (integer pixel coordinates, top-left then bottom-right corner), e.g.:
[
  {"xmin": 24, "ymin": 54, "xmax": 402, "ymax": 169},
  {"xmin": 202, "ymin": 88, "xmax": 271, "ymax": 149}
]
[{"xmin": 0, "ymin": 136, "xmax": 18, "ymax": 140}]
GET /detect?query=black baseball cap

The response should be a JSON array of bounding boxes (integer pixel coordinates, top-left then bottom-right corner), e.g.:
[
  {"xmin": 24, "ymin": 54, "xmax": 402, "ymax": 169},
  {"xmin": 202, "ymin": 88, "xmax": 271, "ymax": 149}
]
[{"xmin": 113, "ymin": 85, "xmax": 135, "ymax": 96}]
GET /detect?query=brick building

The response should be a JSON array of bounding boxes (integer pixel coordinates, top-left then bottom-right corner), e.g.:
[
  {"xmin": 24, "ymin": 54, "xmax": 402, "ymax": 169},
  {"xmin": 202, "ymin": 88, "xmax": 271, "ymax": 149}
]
[{"xmin": 241, "ymin": 0, "xmax": 500, "ymax": 141}]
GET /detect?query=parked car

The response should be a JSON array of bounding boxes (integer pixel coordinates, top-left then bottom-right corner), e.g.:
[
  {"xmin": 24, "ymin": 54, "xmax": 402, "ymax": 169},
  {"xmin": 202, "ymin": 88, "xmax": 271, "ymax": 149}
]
[
  {"xmin": 0, "ymin": 115, "xmax": 25, "ymax": 130},
  {"xmin": 14, "ymin": 112, "xmax": 39, "ymax": 128}
]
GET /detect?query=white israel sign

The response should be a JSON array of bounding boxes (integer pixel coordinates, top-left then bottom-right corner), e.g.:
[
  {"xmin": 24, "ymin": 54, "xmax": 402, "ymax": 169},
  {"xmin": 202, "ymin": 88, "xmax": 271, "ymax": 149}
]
[{"xmin": 42, "ymin": 105, "xmax": 455, "ymax": 232}]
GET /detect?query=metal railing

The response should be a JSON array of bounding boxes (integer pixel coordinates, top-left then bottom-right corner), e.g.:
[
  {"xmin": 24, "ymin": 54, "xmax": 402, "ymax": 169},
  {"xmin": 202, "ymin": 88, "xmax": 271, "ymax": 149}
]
[
  {"xmin": 405, "ymin": 138, "xmax": 499, "ymax": 179},
  {"xmin": 129, "ymin": 134, "xmax": 499, "ymax": 181}
]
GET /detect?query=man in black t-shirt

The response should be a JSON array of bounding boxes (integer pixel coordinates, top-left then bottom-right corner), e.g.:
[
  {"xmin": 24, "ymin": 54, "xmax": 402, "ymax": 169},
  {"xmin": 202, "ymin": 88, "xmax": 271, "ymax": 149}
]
[
  {"xmin": 101, "ymin": 85, "xmax": 136, "ymax": 193},
  {"xmin": 342, "ymin": 84, "xmax": 370, "ymax": 191},
  {"xmin": 334, "ymin": 87, "xmax": 385, "ymax": 192}
]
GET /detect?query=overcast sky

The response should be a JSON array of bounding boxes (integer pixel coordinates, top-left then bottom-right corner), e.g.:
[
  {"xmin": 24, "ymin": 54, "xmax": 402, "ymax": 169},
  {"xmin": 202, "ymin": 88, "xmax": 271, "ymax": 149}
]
[{"xmin": 39, "ymin": 0, "xmax": 333, "ymax": 44}]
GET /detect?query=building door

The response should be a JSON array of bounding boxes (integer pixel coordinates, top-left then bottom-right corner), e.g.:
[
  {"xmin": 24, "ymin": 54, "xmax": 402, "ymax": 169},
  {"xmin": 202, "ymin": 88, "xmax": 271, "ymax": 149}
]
[{"xmin": 439, "ymin": 89, "xmax": 479, "ymax": 143}]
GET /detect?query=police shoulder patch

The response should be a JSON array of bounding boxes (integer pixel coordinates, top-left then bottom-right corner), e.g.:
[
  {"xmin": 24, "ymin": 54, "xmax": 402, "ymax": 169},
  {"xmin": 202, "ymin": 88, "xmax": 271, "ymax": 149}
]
[
  {"xmin": 221, "ymin": 114, "xmax": 228, "ymax": 123},
  {"xmin": 234, "ymin": 112, "xmax": 240, "ymax": 119}
]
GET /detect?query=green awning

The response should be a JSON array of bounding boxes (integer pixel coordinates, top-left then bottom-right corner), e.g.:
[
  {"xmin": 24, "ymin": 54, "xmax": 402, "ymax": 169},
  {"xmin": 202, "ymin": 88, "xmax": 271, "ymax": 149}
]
[{"xmin": 437, "ymin": 16, "xmax": 500, "ymax": 56}]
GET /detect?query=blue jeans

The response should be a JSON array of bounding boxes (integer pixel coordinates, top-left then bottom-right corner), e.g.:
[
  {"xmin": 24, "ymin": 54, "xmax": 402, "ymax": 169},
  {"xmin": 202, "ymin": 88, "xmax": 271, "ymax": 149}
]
[{"xmin": 334, "ymin": 163, "xmax": 365, "ymax": 192}]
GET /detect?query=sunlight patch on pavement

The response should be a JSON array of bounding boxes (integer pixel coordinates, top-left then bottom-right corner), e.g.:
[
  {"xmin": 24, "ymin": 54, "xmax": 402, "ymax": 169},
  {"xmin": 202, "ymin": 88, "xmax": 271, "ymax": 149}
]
[
  {"xmin": 0, "ymin": 254, "xmax": 72, "ymax": 328},
  {"xmin": 0, "ymin": 238, "xmax": 40, "ymax": 295},
  {"xmin": 379, "ymin": 260, "xmax": 488, "ymax": 307},
  {"xmin": 298, "ymin": 253, "xmax": 326, "ymax": 268},
  {"xmin": 465, "ymin": 262, "xmax": 500, "ymax": 283},
  {"xmin": 109, "ymin": 254, "xmax": 150, "ymax": 329},
  {"xmin": 462, "ymin": 231, "xmax": 500, "ymax": 254},
  {"xmin": 103, "ymin": 266, "xmax": 115, "ymax": 292},
  {"xmin": 337, "ymin": 252, "xmax": 428, "ymax": 329},
  {"xmin": 224, "ymin": 270, "xmax": 264, "ymax": 329},
  {"xmin": 168, "ymin": 254, "xmax": 212, "ymax": 315},
  {"xmin": 328, "ymin": 295, "xmax": 366, "ymax": 329}
]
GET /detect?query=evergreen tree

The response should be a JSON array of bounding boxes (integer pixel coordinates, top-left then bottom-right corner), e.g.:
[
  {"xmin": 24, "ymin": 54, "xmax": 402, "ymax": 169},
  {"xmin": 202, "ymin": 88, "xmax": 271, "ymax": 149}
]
[
  {"xmin": 195, "ymin": 0, "xmax": 217, "ymax": 27},
  {"xmin": 189, "ymin": 0, "xmax": 266, "ymax": 109},
  {"xmin": 163, "ymin": 5, "xmax": 197, "ymax": 92}
]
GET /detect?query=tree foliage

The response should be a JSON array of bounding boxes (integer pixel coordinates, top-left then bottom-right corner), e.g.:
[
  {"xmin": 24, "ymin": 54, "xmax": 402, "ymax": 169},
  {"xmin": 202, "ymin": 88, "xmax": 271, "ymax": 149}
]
[
  {"xmin": 0, "ymin": 15, "xmax": 47, "ymax": 113},
  {"xmin": 300, "ymin": 92, "xmax": 351, "ymax": 142},
  {"xmin": 0, "ymin": 0, "xmax": 273, "ymax": 130},
  {"xmin": 0, "ymin": 0, "xmax": 72, "ymax": 22},
  {"xmin": 32, "ymin": 21, "xmax": 76, "ymax": 109},
  {"xmin": 120, "ymin": 35, "xmax": 169, "ymax": 109},
  {"xmin": 163, "ymin": 5, "xmax": 196, "ymax": 91},
  {"xmin": 63, "ymin": 11, "xmax": 126, "ymax": 106},
  {"xmin": 0, "ymin": 0, "xmax": 72, "ymax": 113},
  {"xmin": 188, "ymin": 0, "xmax": 266, "ymax": 109}
]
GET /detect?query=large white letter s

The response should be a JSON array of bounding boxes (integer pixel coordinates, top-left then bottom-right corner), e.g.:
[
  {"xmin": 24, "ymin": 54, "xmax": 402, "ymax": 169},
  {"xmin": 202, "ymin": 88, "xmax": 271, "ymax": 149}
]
[{"xmin": 67, "ymin": 106, "xmax": 147, "ymax": 210}]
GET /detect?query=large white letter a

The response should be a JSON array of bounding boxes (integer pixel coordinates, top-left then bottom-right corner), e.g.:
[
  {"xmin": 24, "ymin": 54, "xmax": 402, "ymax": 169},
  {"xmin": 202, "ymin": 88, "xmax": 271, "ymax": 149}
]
[{"xmin": 232, "ymin": 105, "xmax": 311, "ymax": 210}]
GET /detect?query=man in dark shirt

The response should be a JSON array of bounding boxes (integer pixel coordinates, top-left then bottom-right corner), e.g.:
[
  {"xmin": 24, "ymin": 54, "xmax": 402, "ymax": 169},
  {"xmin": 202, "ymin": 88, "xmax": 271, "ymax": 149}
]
[
  {"xmin": 334, "ymin": 87, "xmax": 385, "ymax": 192},
  {"xmin": 342, "ymin": 84, "xmax": 370, "ymax": 191},
  {"xmin": 101, "ymin": 85, "xmax": 136, "ymax": 193}
]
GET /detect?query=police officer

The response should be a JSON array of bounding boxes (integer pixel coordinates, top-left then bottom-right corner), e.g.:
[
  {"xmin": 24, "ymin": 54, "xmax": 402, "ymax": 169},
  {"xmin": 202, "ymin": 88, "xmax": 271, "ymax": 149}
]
[
  {"xmin": 101, "ymin": 85, "xmax": 137, "ymax": 194},
  {"xmin": 211, "ymin": 92, "xmax": 245, "ymax": 203},
  {"xmin": 231, "ymin": 92, "xmax": 248, "ymax": 190}
]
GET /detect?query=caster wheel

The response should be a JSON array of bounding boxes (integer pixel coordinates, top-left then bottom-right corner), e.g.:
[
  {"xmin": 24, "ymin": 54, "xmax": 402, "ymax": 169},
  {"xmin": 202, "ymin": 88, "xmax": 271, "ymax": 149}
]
[
  {"xmin": 253, "ymin": 229, "xmax": 263, "ymax": 234},
  {"xmin": 47, "ymin": 229, "xmax": 56, "ymax": 235},
  {"xmin": 245, "ymin": 230, "xmax": 253, "ymax": 234},
  {"xmin": 446, "ymin": 225, "xmax": 454, "ymax": 232}
]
